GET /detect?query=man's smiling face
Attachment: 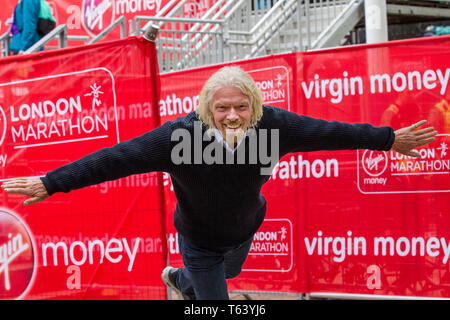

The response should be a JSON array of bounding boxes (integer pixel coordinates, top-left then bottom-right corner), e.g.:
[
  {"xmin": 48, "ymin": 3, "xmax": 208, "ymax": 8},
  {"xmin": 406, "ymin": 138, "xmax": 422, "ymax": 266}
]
[{"xmin": 210, "ymin": 85, "xmax": 252, "ymax": 148}]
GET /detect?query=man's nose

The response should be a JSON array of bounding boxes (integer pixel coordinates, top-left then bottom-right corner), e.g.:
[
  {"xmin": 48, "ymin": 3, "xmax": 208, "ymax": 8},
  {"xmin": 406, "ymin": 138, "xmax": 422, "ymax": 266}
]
[{"xmin": 227, "ymin": 108, "xmax": 239, "ymax": 121}]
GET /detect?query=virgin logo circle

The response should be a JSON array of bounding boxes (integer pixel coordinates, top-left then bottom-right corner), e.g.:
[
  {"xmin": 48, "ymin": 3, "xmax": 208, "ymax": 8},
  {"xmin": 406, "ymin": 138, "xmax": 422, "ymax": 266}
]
[
  {"xmin": 0, "ymin": 105, "xmax": 7, "ymax": 146},
  {"xmin": 82, "ymin": 0, "xmax": 115, "ymax": 36},
  {"xmin": 362, "ymin": 150, "xmax": 388, "ymax": 177},
  {"xmin": 0, "ymin": 209, "xmax": 36, "ymax": 299}
]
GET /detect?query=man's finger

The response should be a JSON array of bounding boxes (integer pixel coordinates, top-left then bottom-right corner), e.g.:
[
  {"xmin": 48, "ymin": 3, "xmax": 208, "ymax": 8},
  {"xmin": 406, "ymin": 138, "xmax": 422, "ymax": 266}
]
[
  {"xmin": 405, "ymin": 150, "xmax": 422, "ymax": 158},
  {"xmin": 414, "ymin": 127, "xmax": 435, "ymax": 135},
  {"xmin": 24, "ymin": 197, "xmax": 42, "ymax": 206},
  {"xmin": 415, "ymin": 137, "xmax": 436, "ymax": 147},
  {"xmin": 2, "ymin": 179, "xmax": 26, "ymax": 185},
  {"xmin": 3, "ymin": 177, "xmax": 28, "ymax": 183},
  {"xmin": 2, "ymin": 181, "xmax": 27, "ymax": 189},
  {"xmin": 415, "ymin": 131, "xmax": 438, "ymax": 141},
  {"xmin": 3, "ymin": 187, "xmax": 31, "ymax": 196},
  {"xmin": 410, "ymin": 120, "xmax": 427, "ymax": 130}
]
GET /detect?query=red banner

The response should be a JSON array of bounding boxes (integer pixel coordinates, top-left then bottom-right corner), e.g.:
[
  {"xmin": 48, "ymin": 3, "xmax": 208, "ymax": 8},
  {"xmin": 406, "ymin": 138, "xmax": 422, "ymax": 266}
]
[
  {"xmin": 159, "ymin": 37, "xmax": 450, "ymax": 297},
  {"xmin": 0, "ymin": 36, "xmax": 166, "ymax": 299},
  {"xmin": 1, "ymin": 0, "xmax": 216, "ymax": 44},
  {"xmin": 0, "ymin": 34, "xmax": 449, "ymax": 299}
]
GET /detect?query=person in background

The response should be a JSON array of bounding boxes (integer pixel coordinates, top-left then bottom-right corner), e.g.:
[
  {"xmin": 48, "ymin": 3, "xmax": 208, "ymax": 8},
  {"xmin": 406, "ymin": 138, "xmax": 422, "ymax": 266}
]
[
  {"xmin": 10, "ymin": 0, "xmax": 42, "ymax": 55},
  {"xmin": 424, "ymin": 25, "xmax": 450, "ymax": 37},
  {"xmin": 424, "ymin": 26, "xmax": 436, "ymax": 37}
]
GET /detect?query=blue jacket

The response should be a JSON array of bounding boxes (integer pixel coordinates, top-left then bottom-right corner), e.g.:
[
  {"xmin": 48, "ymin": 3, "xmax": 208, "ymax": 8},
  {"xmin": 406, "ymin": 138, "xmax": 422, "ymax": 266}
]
[{"xmin": 10, "ymin": 0, "xmax": 42, "ymax": 53}]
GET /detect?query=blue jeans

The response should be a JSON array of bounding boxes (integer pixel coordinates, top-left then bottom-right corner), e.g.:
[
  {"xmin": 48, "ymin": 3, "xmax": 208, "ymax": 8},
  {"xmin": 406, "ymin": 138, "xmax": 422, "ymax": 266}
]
[{"xmin": 176, "ymin": 234, "xmax": 254, "ymax": 300}]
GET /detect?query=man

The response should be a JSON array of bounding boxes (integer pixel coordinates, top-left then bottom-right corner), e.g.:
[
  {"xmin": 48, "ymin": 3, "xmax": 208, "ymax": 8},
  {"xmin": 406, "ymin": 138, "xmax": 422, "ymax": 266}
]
[{"xmin": 1, "ymin": 66, "xmax": 437, "ymax": 300}]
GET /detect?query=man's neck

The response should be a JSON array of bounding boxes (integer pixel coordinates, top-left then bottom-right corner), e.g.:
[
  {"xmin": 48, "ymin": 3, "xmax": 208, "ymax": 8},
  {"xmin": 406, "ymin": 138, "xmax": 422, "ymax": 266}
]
[{"xmin": 213, "ymin": 127, "xmax": 247, "ymax": 153}]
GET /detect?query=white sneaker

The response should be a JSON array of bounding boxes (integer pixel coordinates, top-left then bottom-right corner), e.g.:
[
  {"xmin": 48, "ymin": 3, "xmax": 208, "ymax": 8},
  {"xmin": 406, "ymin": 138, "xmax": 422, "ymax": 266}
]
[{"xmin": 161, "ymin": 266, "xmax": 195, "ymax": 300}]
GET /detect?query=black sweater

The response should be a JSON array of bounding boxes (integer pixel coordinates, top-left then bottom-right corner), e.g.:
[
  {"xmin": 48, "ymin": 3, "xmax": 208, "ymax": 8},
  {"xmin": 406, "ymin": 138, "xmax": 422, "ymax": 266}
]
[{"xmin": 41, "ymin": 106, "xmax": 395, "ymax": 247}]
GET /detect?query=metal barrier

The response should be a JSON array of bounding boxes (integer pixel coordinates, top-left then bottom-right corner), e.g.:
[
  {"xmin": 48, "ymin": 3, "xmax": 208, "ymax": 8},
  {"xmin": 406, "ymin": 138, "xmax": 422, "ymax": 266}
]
[
  {"xmin": 135, "ymin": 0, "xmax": 357, "ymax": 72},
  {"xmin": 88, "ymin": 16, "xmax": 126, "ymax": 44},
  {"xmin": 135, "ymin": 16, "xmax": 225, "ymax": 73},
  {"xmin": 67, "ymin": 35, "xmax": 90, "ymax": 45},
  {"xmin": 25, "ymin": 24, "xmax": 68, "ymax": 54},
  {"xmin": 2, "ymin": 0, "xmax": 448, "ymax": 65},
  {"xmin": 0, "ymin": 29, "xmax": 90, "ymax": 57},
  {"xmin": 128, "ymin": 0, "xmax": 352, "ymax": 72},
  {"xmin": 0, "ymin": 31, "xmax": 10, "ymax": 57},
  {"xmin": 309, "ymin": 0, "xmax": 363, "ymax": 50},
  {"xmin": 226, "ymin": 0, "xmax": 299, "ymax": 59},
  {"xmin": 1, "ymin": 0, "xmax": 358, "ymax": 65},
  {"xmin": 140, "ymin": 0, "xmax": 191, "ymax": 33},
  {"xmin": 224, "ymin": 0, "xmax": 353, "ymax": 57}
]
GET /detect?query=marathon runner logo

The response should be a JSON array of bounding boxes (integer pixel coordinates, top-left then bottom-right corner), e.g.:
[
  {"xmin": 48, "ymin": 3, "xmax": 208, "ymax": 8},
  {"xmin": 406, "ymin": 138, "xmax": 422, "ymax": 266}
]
[
  {"xmin": 357, "ymin": 134, "xmax": 450, "ymax": 194},
  {"xmin": 0, "ymin": 209, "xmax": 36, "ymax": 300},
  {"xmin": 82, "ymin": 0, "xmax": 115, "ymax": 36},
  {"xmin": 243, "ymin": 219, "xmax": 293, "ymax": 273},
  {"xmin": 248, "ymin": 66, "xmax": 291, "ymax": 111}
]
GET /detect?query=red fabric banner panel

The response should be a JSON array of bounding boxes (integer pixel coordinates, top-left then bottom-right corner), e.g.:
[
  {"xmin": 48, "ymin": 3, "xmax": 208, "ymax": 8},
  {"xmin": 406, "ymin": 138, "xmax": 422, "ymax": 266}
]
[
  {"xmin": 159, "ymin": 36, "xmax": 450, "ymax": 298},
  {"xmin": 297, "ymin": 38, "xmax": 450, "ymax": 297},
  {"xmin": 0, "ymin": 37, "xmax": 166, "ymax": 299},
  {"xmin": 0, "ymin": 33, "xmax": 449, "ymax": 299}
]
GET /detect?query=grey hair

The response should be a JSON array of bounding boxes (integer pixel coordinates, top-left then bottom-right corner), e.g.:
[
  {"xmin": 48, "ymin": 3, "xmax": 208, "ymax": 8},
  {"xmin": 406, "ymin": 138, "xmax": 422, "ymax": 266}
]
[{"xmin": 196, "ymin": 66, "xmax": 263, "ymax": 132}]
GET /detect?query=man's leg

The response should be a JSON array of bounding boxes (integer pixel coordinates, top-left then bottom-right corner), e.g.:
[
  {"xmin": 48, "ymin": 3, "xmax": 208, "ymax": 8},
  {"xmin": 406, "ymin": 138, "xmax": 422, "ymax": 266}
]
[
  {"xmin": 176, "ymin": 235, "xmax": 229, "ymax": 300},
  {"xmin": 224, "ymin": 236, "xmax": 254, "ymax": 279}
]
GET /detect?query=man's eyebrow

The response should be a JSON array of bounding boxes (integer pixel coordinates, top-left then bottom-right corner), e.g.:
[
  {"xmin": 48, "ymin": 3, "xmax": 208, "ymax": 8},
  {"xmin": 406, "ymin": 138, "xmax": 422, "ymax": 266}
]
[{"xmin": 213, "ymin": 100, "xmax": 250, "ymax": 106}]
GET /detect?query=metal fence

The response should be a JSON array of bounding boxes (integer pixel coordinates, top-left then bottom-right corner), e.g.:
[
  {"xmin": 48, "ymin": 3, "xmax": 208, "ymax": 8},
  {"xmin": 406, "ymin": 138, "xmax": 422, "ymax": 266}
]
[
  {"xmin": 2, "ymin": 0, "xmax": 449, "ymax": 72},
  {"xmin": 136, "ymin": 16, "xmax": 225, "ymax": 72},
  {"xmin": 1, "ymin": 0, "xmax": 357, "ymax": 73},
  {"xmin": 136, "ymin": 0, "xmax": 357, "ymax": 72}
]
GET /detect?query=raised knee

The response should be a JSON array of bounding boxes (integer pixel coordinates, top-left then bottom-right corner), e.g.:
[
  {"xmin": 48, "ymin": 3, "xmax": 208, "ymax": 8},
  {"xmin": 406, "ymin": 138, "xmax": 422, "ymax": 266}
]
[{"xmin": 225, "ymin": 269, "xmax": 241, "ymax": 279}]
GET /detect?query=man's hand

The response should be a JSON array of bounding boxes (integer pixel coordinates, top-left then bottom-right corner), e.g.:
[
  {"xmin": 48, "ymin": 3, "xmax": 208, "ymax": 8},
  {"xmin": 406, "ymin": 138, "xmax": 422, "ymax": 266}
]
[
  {"xmin": 1, "ymin": 177, "xmax": 49, "ymax": 206},
  {"xmin": 392, "ymin": 120, "xmax": 438, "ymax": 158}
]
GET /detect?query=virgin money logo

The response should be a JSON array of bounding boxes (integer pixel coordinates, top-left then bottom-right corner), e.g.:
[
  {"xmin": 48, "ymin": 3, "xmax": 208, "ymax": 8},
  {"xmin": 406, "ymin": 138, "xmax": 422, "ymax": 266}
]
[
  {"xmin": 82, "ymin": 0, "xmax": 115, "ymax": 36},
  {"xmin": 0, "ymin": 105, "xmax": 6, "ymax": 146},
  {"xmin": 361, "ymin": 150, "xmax": 388, "ymax": 176},
  {"xmin": 0, "ymin": 209, "xmax": 36, "ymax": 299},
  {"xmin": 358, "ymin": 135, "xmax": 449, "ymax": 193}
]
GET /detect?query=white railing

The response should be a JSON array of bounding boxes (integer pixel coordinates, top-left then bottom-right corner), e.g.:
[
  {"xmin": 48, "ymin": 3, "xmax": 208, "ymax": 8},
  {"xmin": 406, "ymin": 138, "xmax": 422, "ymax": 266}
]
[
  {"xmin": 0, "ymin": 0, "xmax": 366, "ymax": 70},
  {"xmin": 25, "ymin": 24, "xmax": 68, "ymax": 54},
  {"xmin": 135, "ymin": 0, "xmax": 193, "ymax": 35},
  {"xmin": 135, "ymin": 16, "xmax": 225, "ymax": 72},
  {"xmin": 131, "ymin": 0, "xmax": 359, "ymax": 72},
  {"xmin": 226, "ymin": 0, "xmax": 299, "ymax": 59},
  {"xmin": 189, "ymin": 0, "xmax": 354, "ymax": 60},
  {"xmin": 88, "ymin": 16, "xmax": 126, "ymax": 44},
  {"xmin": 310, "ymin": 0, "xmax": 363, "ymax": 49},
  {"xmin": 0, "ymin": 31, "xmax": 10, "ymax": 57}
]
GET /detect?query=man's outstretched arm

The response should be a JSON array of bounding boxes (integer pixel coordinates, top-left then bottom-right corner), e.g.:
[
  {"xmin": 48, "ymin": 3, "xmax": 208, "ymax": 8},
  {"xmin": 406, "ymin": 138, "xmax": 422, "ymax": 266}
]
[
  {"xmin": 1, "ymin": 121, "xmax": 174, "ymax": 206},
  {"xmin": 0, "ymin": 120, "xmax": 438, "ymax": 206}
]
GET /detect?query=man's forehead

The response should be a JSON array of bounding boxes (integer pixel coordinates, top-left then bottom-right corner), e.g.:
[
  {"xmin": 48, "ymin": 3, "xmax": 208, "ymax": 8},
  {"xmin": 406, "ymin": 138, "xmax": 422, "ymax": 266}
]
[
  {"xmin": 212, "ymin": 87, "xmax": 251, "ymax": 106},
  {"xmin": 212, "ymin": 96, "xmax": 250, "ymax": 105}
]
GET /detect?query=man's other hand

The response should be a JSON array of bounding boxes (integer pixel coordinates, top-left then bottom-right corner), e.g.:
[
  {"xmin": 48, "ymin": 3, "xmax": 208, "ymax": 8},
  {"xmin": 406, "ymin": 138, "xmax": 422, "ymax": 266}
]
[
  {"xmin": 1, "ymin": 177, "xmax": 49, "ymax": 206},
  {"xmin": 392, "ymin": 120, "xmax": 438, "ymax": 158}
]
